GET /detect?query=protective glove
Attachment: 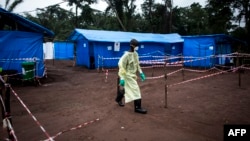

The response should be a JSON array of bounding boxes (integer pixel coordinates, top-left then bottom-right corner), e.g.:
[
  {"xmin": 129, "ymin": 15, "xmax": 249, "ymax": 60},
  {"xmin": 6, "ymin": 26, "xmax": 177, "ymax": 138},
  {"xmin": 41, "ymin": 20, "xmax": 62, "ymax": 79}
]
[
  {"xmin": 119, "ymin": 79, "xmax": 125, "ymax": 86},
  {"xmin": 140, "ymin": 73, "xmax": 146, "ymax": 81}
]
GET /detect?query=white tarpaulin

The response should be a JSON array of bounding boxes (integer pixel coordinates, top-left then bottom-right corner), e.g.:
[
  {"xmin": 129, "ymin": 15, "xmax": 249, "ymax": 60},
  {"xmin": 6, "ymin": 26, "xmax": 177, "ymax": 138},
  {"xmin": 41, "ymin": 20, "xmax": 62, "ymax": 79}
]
[{"xmin": 43, "ymin": 42, "xmax": 54, "ymax": 59}]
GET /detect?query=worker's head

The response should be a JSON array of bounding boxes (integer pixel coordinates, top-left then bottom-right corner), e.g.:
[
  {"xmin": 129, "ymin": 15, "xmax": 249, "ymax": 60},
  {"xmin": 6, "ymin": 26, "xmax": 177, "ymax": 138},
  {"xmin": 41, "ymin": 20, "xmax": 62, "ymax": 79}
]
[
  {"xmin": 130, "ymin": 39, "xmax": 139, "ymax": 52},
  {"xmin": 130, "ymin": 39, "xmax": 139, "ymax": 48}
]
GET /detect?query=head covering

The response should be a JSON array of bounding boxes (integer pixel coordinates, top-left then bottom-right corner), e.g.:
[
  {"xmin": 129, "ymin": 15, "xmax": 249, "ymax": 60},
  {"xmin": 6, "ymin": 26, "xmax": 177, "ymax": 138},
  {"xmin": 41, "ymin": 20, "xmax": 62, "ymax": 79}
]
[{"xmin": 130, "ymin": 39, "xmax": 139, "ymax": 47}]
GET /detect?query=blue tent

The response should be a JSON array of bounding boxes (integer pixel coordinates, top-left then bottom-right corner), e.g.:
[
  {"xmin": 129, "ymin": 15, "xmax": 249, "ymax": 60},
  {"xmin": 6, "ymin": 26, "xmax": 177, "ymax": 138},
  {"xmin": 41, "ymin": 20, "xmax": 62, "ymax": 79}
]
[
  {"xmin": 68, "ymin": 29, "xmax": 184, "ymax": 69},
  {"xmin": 54, "ymin": 41, "xmax": 74, "ymax": 60},
  {"xmin": 182, "ymin": 34, "xmax": 243, "ymax": 68},
  {"xmin": 0, "ymin": 8, "xmax": 54, "ymax": 78}
]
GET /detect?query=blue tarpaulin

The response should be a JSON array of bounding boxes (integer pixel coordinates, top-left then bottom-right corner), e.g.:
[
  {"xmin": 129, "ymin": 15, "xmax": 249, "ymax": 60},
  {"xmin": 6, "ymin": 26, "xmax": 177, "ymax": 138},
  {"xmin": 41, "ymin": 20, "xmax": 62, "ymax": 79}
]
[
  {"xmin": 0, "ymin": 8, "xmax": 54, "ymax": 78},
  {"xmin": 69, "ymin": 28, "xmax": 184, "ymax": 43},
  {"xmin": 54, "ymin": 41, "xmax": 74, "ymax": 60},
  {"xmin": 0, "ymin": 31, "xmax": 45, "ymax": 77},
  {"xmin": 0, "ymin": 8, "xmax": 54, "ymax": 37},
  {"xmin": 182, "ymin": 34, "xmax": 241, "ymax": 68},
  {"xmin": 68, "ymin": 29, "xmax": 184, "ymax": 68}
]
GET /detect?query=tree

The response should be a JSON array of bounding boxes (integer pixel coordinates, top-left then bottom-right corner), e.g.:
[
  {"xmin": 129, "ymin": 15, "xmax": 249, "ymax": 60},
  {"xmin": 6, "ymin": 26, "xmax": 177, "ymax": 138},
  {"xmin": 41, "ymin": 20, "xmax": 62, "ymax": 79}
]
[
  {"xmin": 230, "ymin": 0, "xmax": 250, "ymax": 29},
  {"xmin": 91, "ymin": 11, "xmax": 120, "ymax": 30},
  {"xmin": 65, "ymin": 0, "xmax": 97, "ymax": 27},
  {"xmin": 171, "ymin": 3, "xmax": 209, "ymax": 35},
  {"xmin": 104, "ymin": 0, "xmax": 127, "ymax": 31},
  {"xmin": 104, "ymin": 0, "xmax": 138, "ymax": 31},
  {"xmin": 230, "ymin": 0, "xmax": 250, "ymax": 48},
  {"xmin": 205, "ymin": 0, "xmax": 234, "ymax": 34},
  {"xmin": 171, "ymin": 6, "xmax": 189, "ymax": 35},
  {"xmin": 1, "ymin": 0, "xmax": 24, "ymax": 12},
  {"xmin": 141, "ymin": 1, "xmax": 169, "ymax": 33},
  {"xmin": 123, "ymin": 0, "xmax": 137, "ymax": 31},
  {"xmin": 25, "ymin": 5, "xmax": 75, "ymax": 40},
  {"xmin": 163, "ymin": 0, "xmax": 173, "ymax": 33},
  {"xmin": 141, "ymin": 0, "xmax": 156, "ymax": 32},
  {"xmin": 187, "ymin": 3, "xmax": 209, "ymax": 34}
]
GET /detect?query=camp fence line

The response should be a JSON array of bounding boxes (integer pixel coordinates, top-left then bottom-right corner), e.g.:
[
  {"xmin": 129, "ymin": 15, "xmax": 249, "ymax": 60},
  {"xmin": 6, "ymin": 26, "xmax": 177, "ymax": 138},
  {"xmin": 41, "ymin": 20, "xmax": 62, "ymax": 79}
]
[
  {"xmin": 167, "ymin": 66, "xmax": 240, "ymax": 87},
  {"xmin": 42, "ymin": 118, "xmax": 100, "ymax": 141},
  {"xmin": 100, "ymin": 52, "xmax": 250, "ymax": 82},
  {"xmin": 9, "ymin": 83, "xmax": 101, "ymax": 141},
  {"xmin": 98, "ymin": 52, "xmax": 249, "ymax": 70},
  {"xmin": 1, "ymin": 65, "xmax": 249, "ymax": 140},
  {"xmin": 1, "ymin": 74, "xmax": 101, "ymax": 141},
  {"xmin": 0, "ymin": 96, "xmax": 18, "ymax": 141},
  {"xmin": 101, "ymin": 58, "xmax": 248, "ymax": 108},
  {"xmin": 9, "ymin": 86, "xmax": 53, "ymax": 141},
  {"xmin": 0, "ymin": 76, "xmax": 18, "ymax": 141},
  {"xmin": 0, "ymin": 57, "xmax": 41, "ymax": 61}
]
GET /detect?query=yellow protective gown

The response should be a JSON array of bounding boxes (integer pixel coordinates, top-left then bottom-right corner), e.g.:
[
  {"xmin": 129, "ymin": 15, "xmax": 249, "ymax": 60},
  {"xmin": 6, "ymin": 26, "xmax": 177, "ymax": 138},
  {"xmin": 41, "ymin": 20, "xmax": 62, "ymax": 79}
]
[{"xmin": 118, "ymin": 51, "xmax": 142, "ymax": 103}]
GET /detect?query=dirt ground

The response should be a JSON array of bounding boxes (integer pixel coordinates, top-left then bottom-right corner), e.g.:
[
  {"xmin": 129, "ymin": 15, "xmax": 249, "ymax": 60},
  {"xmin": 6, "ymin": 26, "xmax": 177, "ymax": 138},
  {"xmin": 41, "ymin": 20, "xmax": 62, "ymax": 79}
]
[{"xmin": 1, "ymin": 60, "xmax": 250, "ymax": 141}]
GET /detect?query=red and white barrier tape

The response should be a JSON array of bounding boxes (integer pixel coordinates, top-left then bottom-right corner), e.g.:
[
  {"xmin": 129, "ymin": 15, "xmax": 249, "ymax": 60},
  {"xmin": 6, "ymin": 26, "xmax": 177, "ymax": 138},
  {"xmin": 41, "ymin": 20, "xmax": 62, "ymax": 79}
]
[
  {"xmin": 42, "ymin": 118, "xmax": 100, "ymax": 141},
  {"xmin": 3, "ymin": 118, "xmax": 18, "ymax": 141},
  {"xmin": 168, "ymin": 71, "xmax": 224, "ymax": 87},
  {"xmin": 183, "ymin": 67, "xmax": 217, "ymax": 73},
  {"xmin": 9, "ymin": 87, "xmax": 54, "ymax": 141},
  {"xmin": 167, "ymin": 68, "xmax": 183, "ymax": 76},
  {"xmin": 0, "ymin": 79, "xmax": 18, "ymax": 141},
  {"xmin": 99, "ymin": 52, "xmax": 250, "ymax": 71},
  {"xmin": 234, "ymin": 52, "xmax": 250, "ymax": 57},
  {"xmin": 101, "ymin": 57, "xmax": 120, "ymax": 60},
  {"xmin": 241, "ymin": 66, "xmax": 250, "ymax": 70},
  {"xmin": 105, "ymin": 70, "xmax": 108, "ymax": 82},
  {"xmin": 146, "ymin": 75, "xmax": 165, "ymax": 80},
  {"xmin": 145, "ymin": 68, "xmax": 183, "ymax": 80},
  {"xmin": 139, "ymin": 56, "xmax": 206, "ymax": 65},
  {"xmin": 213, "ymin": 67, "xmax": 227, "ymax": 72},
  {"xmin": 102, "ymin": 68, "xmax": 118, "ymax": 72},
  {"xmin": 103, "ymin": 64, "xmax": 248, "ymax": 81},
  {"xmin": 142, "ymin": 64, "xmax": 183, "ymax": 69},
  {"xmin": 0, "ymin": 95, "xmax": 6, "ymax": 112},
  {"xmin": 1, "ymin": 98, "xmax": 18, "ymax": 140},
  {"xmin": 0, "ymin": 58, "xmax": 40, "ymax": 61},
  {"xmin": 141, "ymin": 66, "xmax": 157, "ymax": 69},
  {"xmin": 0, "ymin": 69, "xmax": 42, "ymax": 83},
  {"xmin": 168, "ymin": 67, "xmax": 239, "ymax": 87}
]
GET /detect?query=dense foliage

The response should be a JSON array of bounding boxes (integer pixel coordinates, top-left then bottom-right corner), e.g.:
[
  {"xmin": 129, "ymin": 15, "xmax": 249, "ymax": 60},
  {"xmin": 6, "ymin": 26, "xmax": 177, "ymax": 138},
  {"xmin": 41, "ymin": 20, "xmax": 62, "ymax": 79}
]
[{"xmin": 1, "ymin": 0, "xmax": 250, "ymax": 51}]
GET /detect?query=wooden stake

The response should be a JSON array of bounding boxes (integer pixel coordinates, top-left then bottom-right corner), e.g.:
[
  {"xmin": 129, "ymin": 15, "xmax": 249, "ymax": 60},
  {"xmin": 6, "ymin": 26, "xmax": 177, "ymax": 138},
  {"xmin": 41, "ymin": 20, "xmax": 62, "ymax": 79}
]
[{"xmin": 164, "ymin": 62, "xmax": 168, "ymax": 108}]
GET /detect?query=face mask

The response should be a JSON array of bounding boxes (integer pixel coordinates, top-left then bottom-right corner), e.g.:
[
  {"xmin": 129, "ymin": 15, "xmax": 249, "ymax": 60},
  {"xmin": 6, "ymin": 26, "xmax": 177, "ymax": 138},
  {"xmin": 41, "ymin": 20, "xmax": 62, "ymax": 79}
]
[{"xmin": 134, "ymin": 46, "xmax": 139, "ymax": 50}]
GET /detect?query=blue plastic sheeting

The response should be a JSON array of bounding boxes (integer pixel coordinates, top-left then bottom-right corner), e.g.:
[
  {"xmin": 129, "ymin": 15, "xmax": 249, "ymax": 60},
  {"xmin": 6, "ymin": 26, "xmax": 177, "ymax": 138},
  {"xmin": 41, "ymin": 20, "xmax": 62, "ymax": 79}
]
[
  {"xmin": 182, "ymin": 34, "xmax": 236, "ymax": 68},
  {"xmin": 0, "ymin": 31, "xmax": 45, "ymax": 77},
  {"xmin": 183, "ymin": 36, "xmax": 215, "ymax": 68},
  {"xmin": 68, "ymin": 29, "xmax": 184, "ymax": 69},
  {"xmin": 215, "ymin": 43, "xmax": 232, "ymax": 65},
  {"xmin": 0, "ymin": 8, "xmax": 54, "ymax": 37},
  {"xmin": 68, "ymin": 28, "xmax": 184, "ymax": 43},
  {"xmin": 54, "ymin": 42, "xmax": 74, "ymax": 60}
]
